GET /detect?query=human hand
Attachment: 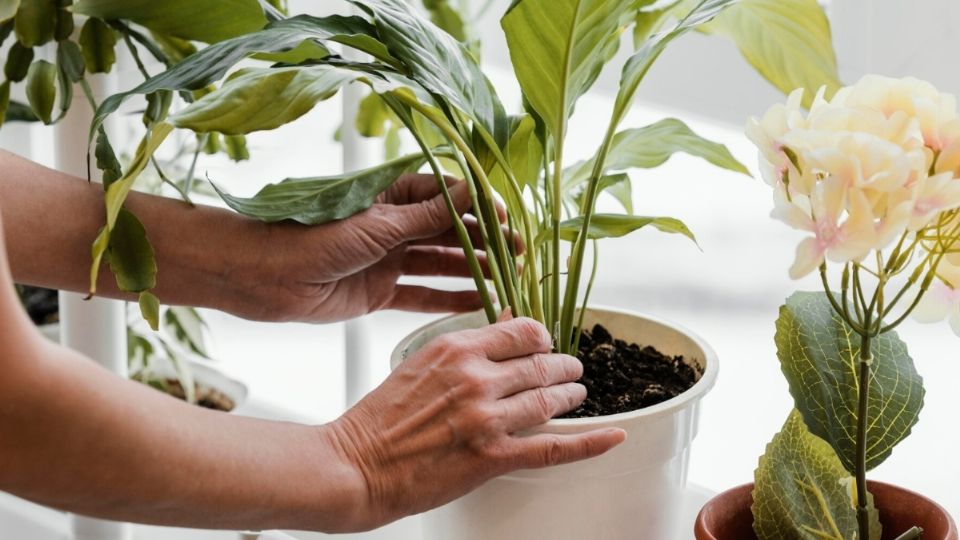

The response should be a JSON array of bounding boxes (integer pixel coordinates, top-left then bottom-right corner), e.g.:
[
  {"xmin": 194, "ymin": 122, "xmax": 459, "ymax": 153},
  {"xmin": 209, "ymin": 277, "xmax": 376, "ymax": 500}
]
[
  {"xmin": 320, "ymin": 317, "xmax": 626, "ymax": 531},
  {"xmin": 243, "ymin": 174, "xmax": 510, "ymax": 323}
]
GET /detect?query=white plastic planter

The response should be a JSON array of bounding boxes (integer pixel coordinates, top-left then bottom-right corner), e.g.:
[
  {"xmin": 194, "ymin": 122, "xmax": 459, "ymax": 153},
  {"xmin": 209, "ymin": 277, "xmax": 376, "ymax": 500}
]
[{"xmin": 391, "ymin": 306, "xmax": 718, "ymax": 540}]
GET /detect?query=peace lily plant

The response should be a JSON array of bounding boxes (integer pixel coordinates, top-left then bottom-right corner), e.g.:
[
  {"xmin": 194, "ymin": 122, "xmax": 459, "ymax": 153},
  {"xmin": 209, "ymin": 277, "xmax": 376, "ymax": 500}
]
[
  {"xmin": 745, "ymin": 76, "xmax": 960, "ymax": 540},
  {"xmin": 83, "ymin": 0, "xmax": 840, "ymax": 358}
]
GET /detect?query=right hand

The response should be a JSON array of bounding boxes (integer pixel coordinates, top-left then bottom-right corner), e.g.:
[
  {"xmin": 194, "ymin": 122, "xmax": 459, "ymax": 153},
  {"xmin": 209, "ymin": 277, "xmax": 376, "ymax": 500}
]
[{"xmin": 321, "ymin": 317, "xmax": 627, "ymax": 531}]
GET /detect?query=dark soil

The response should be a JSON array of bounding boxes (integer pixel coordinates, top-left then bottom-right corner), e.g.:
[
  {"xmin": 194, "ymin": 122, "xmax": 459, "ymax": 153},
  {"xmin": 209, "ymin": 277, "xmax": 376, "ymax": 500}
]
[
  {"xmin": 160, "ymin": 379, "xmax": 236, "ymax": 412},
  {"xmin": 560, "ymin": 324, "xmax": 700, "ymax": 418},
  {"xmin": 18, "ymin": 285, "xmax": 59, "ymax": 325}
]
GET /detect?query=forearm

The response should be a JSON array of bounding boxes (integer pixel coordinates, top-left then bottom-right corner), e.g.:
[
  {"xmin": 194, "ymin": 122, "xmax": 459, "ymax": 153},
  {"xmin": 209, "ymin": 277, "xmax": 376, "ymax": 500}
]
[
  {"xmin": 0, "ymin": 334, "xmax": 365, "ymax": 532},
  {"xmin": 0, "ymin": 149, "xmax": 274, "ymax": 318}
]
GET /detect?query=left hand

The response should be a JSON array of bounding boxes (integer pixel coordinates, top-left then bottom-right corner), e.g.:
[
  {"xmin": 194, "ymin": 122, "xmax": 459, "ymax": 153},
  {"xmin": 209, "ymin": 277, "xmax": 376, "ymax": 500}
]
[{"xmin": 241, "ymin": 174, "xmax": 508, "ymax": 323}]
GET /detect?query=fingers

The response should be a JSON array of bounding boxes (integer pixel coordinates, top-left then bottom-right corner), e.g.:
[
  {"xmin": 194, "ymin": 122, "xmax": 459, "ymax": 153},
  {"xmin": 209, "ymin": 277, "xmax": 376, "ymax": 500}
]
[
  {"xmin": 387, "ymin": 285, "xmax": 483, "ymax": 313},
  {"xmin": 401, "ymin": 246, "xmax": 491, "ymax": 279},
  {"xmin": 458, "ymin": 317, "xmax": 552, "ymax": 361},
  {"xmin": 492, "ymin": 353, "xmax": 583, "ymax": 398},
  {"xmin": 496, "ymin": 383, "xmax": 586, "ymax": 432},
  {"xmin": 373, "ymin": 181, "xmax": 472, "ymax": 246},
  {"xmin": 510, "ymin": 429, "xmax": 627, "ymax": 469},
  {"xmin": 411, "ymin": 215, "xmax": 525, "ymax": 254}
]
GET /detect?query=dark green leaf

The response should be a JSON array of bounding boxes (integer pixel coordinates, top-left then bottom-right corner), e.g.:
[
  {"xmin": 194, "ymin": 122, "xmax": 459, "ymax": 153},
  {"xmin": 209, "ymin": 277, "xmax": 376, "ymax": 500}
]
[
  {"xmin": 72, "ymin": 0, "xmax": 267, "ymax": 44},
  {"xmin": 106, "ymin": 208, "xmax": 157, "ymax": 293},
  {"xmin": 89, "ymin": 15, "xmax": 392, "ymax": 143},
  {"xmin": 4, "ymin": 41, "xmax": 33, "ymax": 82},
  {"xmin": 53, "ymin": 6, "xmax": 73, "ymax": 41},
  {"xmin": 5, "ymin": 99, "xmax": 36, "ymax": 122},
  {"xmin": 214, "ymin": 151, "xmax": 427, "ymax": 224},
  {"xmin": 557, "ymin": 213, "xmax": 697, "ymax": 243},
  {"xmin": 0, "ymin": 19, "xmax": 13, "ymax": 46},
  {"xmin": 95, "ymin": 126, "xmax": 122, "ymax": 188},
  {"xmin": 0, "ymin": 80, "xmax": 9, "ymax": 128},
  {"xmin": 14, "ymin": 0, "xmax": 55, "ymax": 47},
  {"xmin": 775, "ymin": 292, "xmax": 924, "ymax": 473},
  {"xmin": 752, "ymin": 410, "xmax": 880, "ymax": 540},
  {"xmin": 25, "ymin": 60, "xmax": 56, "ymax": 124},
  {"xmin": 138, "ymin": 291, "xmax": 161, "ymax": 331},
  {"xmin": 143, "ymin": 89, "xmax": 173, "ymax": 125},
  {"xmin": 79, "ymin": 17, "xmax": 117, "ymax": 74},
  {"xmin": 57, "ymin": 40, "xmax": 85, "ymax": 82}
]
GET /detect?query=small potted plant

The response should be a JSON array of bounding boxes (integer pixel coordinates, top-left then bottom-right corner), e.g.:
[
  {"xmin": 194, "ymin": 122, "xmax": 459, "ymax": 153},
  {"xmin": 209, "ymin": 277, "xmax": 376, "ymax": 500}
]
[
  {"xmin": 82, "ymin": 0, "xmax": 843, "ymax": 537},
  {"xmin": 695, "ymin": 76, "xmax": 960, "ymax": 539}
]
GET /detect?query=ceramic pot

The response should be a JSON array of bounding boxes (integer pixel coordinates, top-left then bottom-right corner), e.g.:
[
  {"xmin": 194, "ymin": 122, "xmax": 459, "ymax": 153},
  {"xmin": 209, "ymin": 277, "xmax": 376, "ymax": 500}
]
[
  {"xmin": 392, "ymin": 306, "xmax": 719, "ymax": 540},
  {"xmin": 694, "ymin": 481, "xmax": 958, "ymax": 540}
]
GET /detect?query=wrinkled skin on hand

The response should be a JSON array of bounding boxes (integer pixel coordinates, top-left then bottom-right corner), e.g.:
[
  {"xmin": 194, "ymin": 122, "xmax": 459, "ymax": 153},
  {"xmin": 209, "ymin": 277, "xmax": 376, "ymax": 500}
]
[{"xmin": 322, "ymin": 316, "xmax": 627, "ymax": 531}]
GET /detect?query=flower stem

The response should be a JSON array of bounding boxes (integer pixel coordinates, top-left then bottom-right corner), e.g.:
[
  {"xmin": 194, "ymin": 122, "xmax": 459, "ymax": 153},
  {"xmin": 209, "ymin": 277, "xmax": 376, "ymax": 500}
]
[{"xmin": 856, "ymin": 330, "xmax": 873, "ymax": 540}]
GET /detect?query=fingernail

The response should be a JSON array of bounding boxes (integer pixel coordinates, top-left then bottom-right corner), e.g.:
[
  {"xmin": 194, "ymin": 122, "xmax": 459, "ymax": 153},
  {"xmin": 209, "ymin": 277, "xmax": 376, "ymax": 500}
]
[{"xmin": 497, "ymin": 307, "xmax": 513, "ymax": 322}]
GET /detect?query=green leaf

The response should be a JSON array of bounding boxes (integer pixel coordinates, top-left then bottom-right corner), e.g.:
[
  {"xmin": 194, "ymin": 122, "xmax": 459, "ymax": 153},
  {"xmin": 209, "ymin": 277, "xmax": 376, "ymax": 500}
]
[
  {"xmin": 423, "ymin": 0, "xmax": 468, "ymax": 42},
  {"xmin": 72, "ymin": 0, "xmax": 268, "ymax": 43},
  {"xmin": 351, "ymin": 0, "xmax": 506, "ymax": 147},
  {"xmin": 502, "ymin": 0, "xmax": 646, "ymax": 143},
  {"xmin": 575, "ymin": 173, "xmax": 633, "ymax": 214},
  {"xmin": 213, "ymin": 151, "xmax": 427, "ymax": 225},
  {"xmin": 4, "ymin": 41, "xmax": 33, "ymax": 82},
  {"xmin": 89, "ymin": 123, "xmax": 173, "ymax": 295},
  {"xmin": 5, "ymin": 99, "xmax": 36, "ymax": 122},
  {"xmin": 79, "ymin": 17, "xmax": 117, "ymax": 74},
  {"xmin": 0, "ymin": 0, "xmax": 19, "ymax": 22},
  {"xmin": 163, "ymin": 307, "xmax": 208, "ymax": 358},
  {"xmin": 57, "ymin": 40, "xmax": 85, "ymax": 83},
  {"xmin": 138, "ymin": 291, "xmax": 161, "ymax": 332},
  {"xmin": 89, "ymin": 14, "xmax": 392, "ymax": 143},
  {"xmin": 752, "ymin": 410, "xmax": 880, "ymax": 540},
  {"xmin": 223, "ymin": 134, "xmax": 249, "ymax": 161},
  {"xmin": 356, "ymin": 91, "xmax": 395, "ymax": 137},
  {"xmin": 0, "ymin": 80, "xmax": 10, "ymax": 128},
  {"xmin": 700, "ymin": 0, "xmax": 840, "ymax": 107},
  {"xmin": 25, "ymin": 60, "xmax": 56, "ymax": 124},
  {"xmin": 171, "ymin": 65, "xmax": 361, "ymax": 135},
  {"xmin": 95, "ymin": 127, "xmax": 122, "ymax": 188},
  {"xmin": 612, "ymin": 0, "xmax": 738, "ymax": 128},
  {"xmin": 633, "ymin": 4, "xmax": 676, "ymax": 48},
  {"xmin": 53, "ymin": 6, "xmax": 73, "ymax": 41},
  {"xmin": 563, "ymin": 118, "xmax": 749, "ymax": 191},
  {"xmin": 556, "ymin": 213, "xmax": 696, "ymax": 243},
  {"xmin": 143, "ymin": 90, "xmax": 173, "ymax": 125},
  {"xmin": 775, "ymin": 292, "xmax": 924, "ymax": 473},
  {"xmin": 106, "ymin": 209, "xmax": 157, "ymax": 293},
  {"xmin": 14, "ymin": 0, "xmax": 55, "ymax": 47}
]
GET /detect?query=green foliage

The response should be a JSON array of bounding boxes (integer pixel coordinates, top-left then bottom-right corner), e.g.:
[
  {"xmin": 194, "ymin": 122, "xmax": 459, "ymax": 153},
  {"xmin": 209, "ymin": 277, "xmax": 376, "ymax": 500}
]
[
  {"xmin": 138, "ymin": 291, "xmax": 161, "ymax": 331},
  {"xmin": 13, "ymin": 0, "xmax": 55, "ymax": 47},
  {"xmin": 106, "ymin": 208, "xmax": 157, "ymax": 293},
  {"xmin": 557, "ymin": 214, "xmax": 697, "ymax": 244},
  {"xmin": 79, "ymin": 18, "xmax": 117, "ymax": 74},
  {"xmin": 753, "ymin": 410, "xmax": 881, "ymax": 540},
  {"xmin": 214, "ymin": 152, "xmax": 428, "ymax": 225},
  {"xmin": 0, "ymin": 0, "xmax": 18, "ymax": 22},
  {"xmin": 775, "ymin": 292, "xmax": 924, "ymax": 473},
  {"xmin": 4, "ymin": 41, "xmax": 32, "ymax": 82},
  {"xmin": 24, "ymin": 60, "xmax": 56, "ymax": 124},
  {"xmin": 0, "ymin": 81, "xmax": 9, "ymax": 128},
  {"xmin": 72, "ymin": 0, "xmax": 268, "ymax": 43}
]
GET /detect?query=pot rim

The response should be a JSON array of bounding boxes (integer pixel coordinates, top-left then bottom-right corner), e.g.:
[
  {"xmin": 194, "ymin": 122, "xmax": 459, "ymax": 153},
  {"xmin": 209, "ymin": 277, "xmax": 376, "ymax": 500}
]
[{"xmin": 392, "ymin": 305, "xmax": 719, "ymax": 427}]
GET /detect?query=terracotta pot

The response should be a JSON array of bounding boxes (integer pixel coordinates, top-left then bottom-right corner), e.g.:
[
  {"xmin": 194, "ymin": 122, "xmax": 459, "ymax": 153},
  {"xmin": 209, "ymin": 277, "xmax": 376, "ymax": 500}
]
[{"xmin": 695, "ymin": 481, "xmax": 958, "ymax": 540}]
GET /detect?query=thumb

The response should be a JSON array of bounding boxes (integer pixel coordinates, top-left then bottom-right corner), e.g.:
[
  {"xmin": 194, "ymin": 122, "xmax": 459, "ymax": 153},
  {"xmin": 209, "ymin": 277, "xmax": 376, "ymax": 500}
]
[
  {"xmin": 497, "ymin": 307, "xmax": 514, "ymax": 323},
  {"xmin": 380, "ymin": 181, "xmax": 470, "ymax": 244}
]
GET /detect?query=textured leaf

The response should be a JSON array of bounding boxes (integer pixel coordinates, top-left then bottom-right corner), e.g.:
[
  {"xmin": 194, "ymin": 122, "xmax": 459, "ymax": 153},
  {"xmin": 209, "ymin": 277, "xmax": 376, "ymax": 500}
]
[
  {"xmin": 4, "ymin": 41, "xmax": 33, "ymax": 82},
  {"xmin": 574, "ymin": 173, "xmax": 633, "ymax": 214},
  {"xmin": 106, "ymin": 209, "xmax": 157, "ymax": 293},
  {"xmin": 352, "ymin": 0, "xmax": 506, "ymax": 146},
  {"xmin": 563, "ymin": 118, "xmax": 749, "ymax": 191},
  {"xmin": 95, "ymin": 127, "xmax": 122, "ymax": 188},
  {"xmin": 701, "ymin": 0, "xmax": 840, "ymax": 107},
  {"xmin": 752, "ymin": 410, "xmax": 880, "ymax": 540},
  {"xmin": 72, "ymin": 0, "xmax": 267, "ymax": 44},
  {"xmin": 13, "ymin": 0, "xmax": 54, "ymax": 47},
  {"xmin": 172, "ymin": 66, "xmax": 361, "ymax": 135},
  {"xmin": 775, "ymin": 291, "xmax": 924, "ymax": 473},
  {"xmin": 89, "ymin": 14, "xmax": 390, "ymax": 143},
  {"xmin": 138, "ymin": 291, "xmax": 161, "ymax": 332},
  {"xmin": 0, "ymin": 0, "xmax": 18, "ymax": 22},
  {"xmin": 557, "ymin": 214, "xmax": 696, "ymax": 243},
  {"xmin": 89, "ymin": 123, "xmax": 173, "ymax": 295},
  {"xmin": 502, "ymin": 0, "xmax": 646, "ymax": 143},
  {"xmin": 79, "ymin": 18, "xmax": 117, "ymax": 74},
  {"xmin": 25, "ymin": 60, "xmax": 56, "ymax": 124},
  {"xmin": 214, "ymin": 152, "xmax": 427, "ymax": 225},
  {"xmin": 613, "ymin": 0, "xmax": 738, "ymax": 127}
]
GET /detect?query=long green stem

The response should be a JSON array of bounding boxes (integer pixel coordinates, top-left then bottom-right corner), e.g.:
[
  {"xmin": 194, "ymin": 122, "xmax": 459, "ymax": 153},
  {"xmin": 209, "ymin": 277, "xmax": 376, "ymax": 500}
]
[{"xmin": 551, "ymin": 138, "xmax": 563, "ymax": 341}]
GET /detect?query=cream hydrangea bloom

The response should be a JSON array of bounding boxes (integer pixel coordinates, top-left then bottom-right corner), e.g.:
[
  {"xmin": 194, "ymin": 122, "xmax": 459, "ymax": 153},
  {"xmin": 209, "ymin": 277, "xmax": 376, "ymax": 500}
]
[
  {"xmin": 913, "ymin": 279, "xmax": 960, "ymax": 336},
  {"xmin": 748, "ymin": 75, "xmax": 960, "ymax": 278}
]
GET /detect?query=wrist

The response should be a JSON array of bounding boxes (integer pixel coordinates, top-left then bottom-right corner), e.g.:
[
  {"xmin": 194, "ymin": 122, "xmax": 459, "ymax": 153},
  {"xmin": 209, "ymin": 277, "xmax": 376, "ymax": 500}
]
[{"xmin": 309, "ymin": 421, "xmax": 375, "ymax": 532}]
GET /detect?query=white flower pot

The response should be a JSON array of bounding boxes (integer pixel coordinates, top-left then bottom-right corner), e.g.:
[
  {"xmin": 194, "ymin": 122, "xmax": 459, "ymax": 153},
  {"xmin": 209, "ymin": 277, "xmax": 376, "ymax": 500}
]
[
  {"xmin": 148, "ymin": 354, "xmax": 249, "ymax": 413},
  {"xmin": 391, "ymin": 306, "xmax": 719, "ymax": 540}
]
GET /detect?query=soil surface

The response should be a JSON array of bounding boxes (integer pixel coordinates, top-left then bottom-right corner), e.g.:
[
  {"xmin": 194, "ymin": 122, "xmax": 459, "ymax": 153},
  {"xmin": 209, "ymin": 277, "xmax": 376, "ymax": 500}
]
[
  {"xmin": 162, "ymin": 379, "xmax": 236, "ymax": 412},
  {"xmin": 560, "ymin": 324, "xmax": 700, "ymax": 418}
]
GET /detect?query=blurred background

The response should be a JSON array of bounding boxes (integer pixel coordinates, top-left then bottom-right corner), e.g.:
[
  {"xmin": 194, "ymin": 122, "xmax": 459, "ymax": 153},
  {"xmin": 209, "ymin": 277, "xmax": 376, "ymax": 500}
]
[{"xmin": 2, "ymin": 0, "xmax": 958, "ymax": 523}]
